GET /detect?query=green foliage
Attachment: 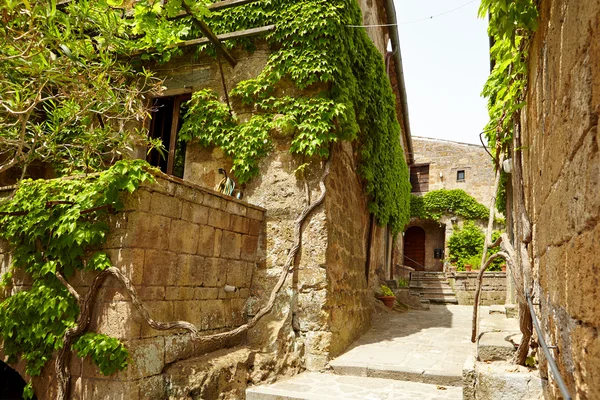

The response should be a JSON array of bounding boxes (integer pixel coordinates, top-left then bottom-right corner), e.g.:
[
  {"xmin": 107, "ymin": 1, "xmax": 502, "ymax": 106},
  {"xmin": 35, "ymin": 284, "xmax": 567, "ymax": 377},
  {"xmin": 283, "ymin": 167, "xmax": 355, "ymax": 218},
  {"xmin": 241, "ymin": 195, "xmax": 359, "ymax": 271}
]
[
  {"xmin": 397, "ymin": 278, "xmax": 409, "ymax": 288},
  {"xmin": 0, "ymin": 160, "xmax": 153, "ymax": 380},
  {"xmin": 410, "ymin": 189, "xmax": 490, "ymax": 221},
  {"xmin": 0, "ymin": 0, "xmax": 165, "ymax": 177},
  {"xmin": 447, "ymin": 222, "xmax": 503, "ymax": 271},
  {"xmin": 176, "ymin": 0, "xmax": 411, "ymax": 233},
  {"xmin": 72, "ymin": 333, "xmax": 129, "ymax": 376},
  {"xmin": 479, "ymin": 0, "xmax": 538, "ymax": 151},
  {"xmin": 496, "ymin": 171, "xmax": 508, "ymax": 215},
  {"xmin": 378, "ymin": 284, "xmax": 394, "ymax": 297}
]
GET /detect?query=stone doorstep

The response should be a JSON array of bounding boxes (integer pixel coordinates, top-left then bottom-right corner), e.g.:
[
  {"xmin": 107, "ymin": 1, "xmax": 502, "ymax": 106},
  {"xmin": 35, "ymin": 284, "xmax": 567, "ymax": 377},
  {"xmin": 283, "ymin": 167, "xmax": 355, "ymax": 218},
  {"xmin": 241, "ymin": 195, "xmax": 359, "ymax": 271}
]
[
  {"xmin": 478, "ymin": 331, "xmax": 520, "ymax": 362},
  {"xmin": 246, "ymin": 372, "xmax": 463, "ymax": 400},
  {"xmin": 489, "ymin": 305, "xmax": 507, "ymax": 315},
  {"xmin": 470, "ymin": 361, "xmax": 545, "ymax": 400},
  {"xmin": 329, "ymin": 360, "xmax": 464, "ymax": 387}
]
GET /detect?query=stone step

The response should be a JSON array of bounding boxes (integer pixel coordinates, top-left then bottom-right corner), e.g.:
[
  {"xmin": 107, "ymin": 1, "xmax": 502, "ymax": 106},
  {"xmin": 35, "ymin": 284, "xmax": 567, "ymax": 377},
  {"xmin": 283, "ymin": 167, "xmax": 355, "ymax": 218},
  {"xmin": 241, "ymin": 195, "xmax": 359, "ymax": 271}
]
[
  {"xmin": 420, "ymin": 289, "xmax": 456, "ymax": 296},
  {"xmin": 411, "ymin": 285, "xmax": 454, "ymax": 291},
  {"xmin": 427, "ymin": 297, "xmax": 459, "ymax": 304},
  {"xmin": 246, "ymin": 372, "xmax": 462, "ymax": 400}
]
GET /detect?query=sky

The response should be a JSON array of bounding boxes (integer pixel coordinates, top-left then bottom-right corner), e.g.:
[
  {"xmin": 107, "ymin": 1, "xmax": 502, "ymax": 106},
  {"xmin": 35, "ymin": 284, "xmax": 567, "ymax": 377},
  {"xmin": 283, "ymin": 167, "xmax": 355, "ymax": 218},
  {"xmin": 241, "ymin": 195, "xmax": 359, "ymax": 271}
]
[{"xmin": 393, "ymin": 0, "xmax": 490, "ymax": 145}]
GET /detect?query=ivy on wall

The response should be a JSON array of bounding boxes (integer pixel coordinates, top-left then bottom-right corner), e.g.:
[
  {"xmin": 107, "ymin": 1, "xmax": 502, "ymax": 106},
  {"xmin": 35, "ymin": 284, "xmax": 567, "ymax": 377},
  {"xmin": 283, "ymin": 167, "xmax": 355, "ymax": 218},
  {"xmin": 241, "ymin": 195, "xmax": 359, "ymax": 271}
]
[
  {"xmin": 0, "ymin": 160, "xmax": 153, "ymax": 394},
  {"xmin": 176, "ymin": 0, "xmax": 411, "ymax": 234},
  {"xmin": 479, "ymin": 0, "xmax": 538, "ymax": 152},
  {"xmin": 410, "ymin": 189, "xmax": 490, "ymax": 221}
]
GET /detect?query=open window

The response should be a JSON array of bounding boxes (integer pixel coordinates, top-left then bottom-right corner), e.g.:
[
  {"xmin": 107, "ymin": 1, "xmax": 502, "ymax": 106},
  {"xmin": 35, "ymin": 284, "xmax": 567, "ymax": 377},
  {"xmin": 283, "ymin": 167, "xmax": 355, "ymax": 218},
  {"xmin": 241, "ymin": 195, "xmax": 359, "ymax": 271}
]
[{"xmin": 147, "ymin": 94, "xmax": 191, "ymax": 178}]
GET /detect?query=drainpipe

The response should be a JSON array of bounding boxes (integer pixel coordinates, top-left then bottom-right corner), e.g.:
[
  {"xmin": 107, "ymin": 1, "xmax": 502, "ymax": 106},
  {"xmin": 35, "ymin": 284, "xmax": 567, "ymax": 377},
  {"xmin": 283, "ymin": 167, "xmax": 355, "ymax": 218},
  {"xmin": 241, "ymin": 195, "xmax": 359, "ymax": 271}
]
[{"xmin": 383, "ymin": 0, "xmax": 414, "ymax": 166}]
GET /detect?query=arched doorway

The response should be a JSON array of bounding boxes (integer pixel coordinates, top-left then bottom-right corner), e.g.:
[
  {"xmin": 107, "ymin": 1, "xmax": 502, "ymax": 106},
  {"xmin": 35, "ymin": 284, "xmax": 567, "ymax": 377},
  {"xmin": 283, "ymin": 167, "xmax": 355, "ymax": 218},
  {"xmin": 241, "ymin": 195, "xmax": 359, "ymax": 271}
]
[
  {"xmin": 0, "ymin": 361, "xmax": 29, "ymax": 399},
  {"xmin": 404, "ymin": 226, "xmax": 426, "ymax": 270}
]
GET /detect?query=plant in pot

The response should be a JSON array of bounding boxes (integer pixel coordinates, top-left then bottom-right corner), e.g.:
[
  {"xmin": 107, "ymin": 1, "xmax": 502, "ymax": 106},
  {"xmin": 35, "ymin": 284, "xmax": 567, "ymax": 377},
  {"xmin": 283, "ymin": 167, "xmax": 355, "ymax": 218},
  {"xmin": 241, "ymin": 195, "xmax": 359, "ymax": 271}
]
[
  {"xmin": 463, "ymin": 254, "xmax": 481, "ymax": 273},
  {"xmin": 377, "ymin": 284, "xmax": 396, "ymax": 309}
]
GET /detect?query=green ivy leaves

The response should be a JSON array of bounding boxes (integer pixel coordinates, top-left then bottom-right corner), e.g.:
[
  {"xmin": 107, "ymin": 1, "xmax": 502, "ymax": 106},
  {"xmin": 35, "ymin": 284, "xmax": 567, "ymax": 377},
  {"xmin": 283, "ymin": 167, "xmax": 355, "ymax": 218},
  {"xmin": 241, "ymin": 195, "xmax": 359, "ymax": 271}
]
[
  {"xmin": 410, "ymin": 189, "xmax": 490, "ymax": 221},
  {"xmin": 0, "ymin": 160, "xmax": 153, "ymax": 381}
]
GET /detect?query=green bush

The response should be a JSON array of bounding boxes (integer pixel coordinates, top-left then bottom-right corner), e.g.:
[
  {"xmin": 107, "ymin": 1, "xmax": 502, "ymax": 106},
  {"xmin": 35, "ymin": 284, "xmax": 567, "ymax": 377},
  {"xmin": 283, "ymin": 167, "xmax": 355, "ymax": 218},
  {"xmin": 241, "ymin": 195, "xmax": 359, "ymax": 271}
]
[
  {"xmin": 448, "ymin": 222, "xmax": 503, "ymax": 271},
  {"xmin": 397, "ymin": 278, "xmax": 409, "ymax": 288}
]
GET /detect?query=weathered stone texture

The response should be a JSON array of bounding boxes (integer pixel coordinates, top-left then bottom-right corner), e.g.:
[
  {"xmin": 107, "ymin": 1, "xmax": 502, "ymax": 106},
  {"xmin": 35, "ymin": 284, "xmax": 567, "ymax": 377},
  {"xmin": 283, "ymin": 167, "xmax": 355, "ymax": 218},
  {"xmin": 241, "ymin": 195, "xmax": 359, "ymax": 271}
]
[
  {"xmin": 520, "ymin": 0, "xmax": 600, "ymax": 398},
  {"xmin": 411, "ymin": 136, "xmax": 497, "ymax": 208},
  {"xmin": 451, "ymin": 272, "xmax": 507, "ymax": 306}
]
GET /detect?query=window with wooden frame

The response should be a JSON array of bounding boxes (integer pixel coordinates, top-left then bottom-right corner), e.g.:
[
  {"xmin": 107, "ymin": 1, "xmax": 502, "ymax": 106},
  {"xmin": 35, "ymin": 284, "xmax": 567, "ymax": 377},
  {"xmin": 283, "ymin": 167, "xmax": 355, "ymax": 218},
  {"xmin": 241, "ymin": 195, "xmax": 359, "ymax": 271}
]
[
  {"xmin": 410, "ymin": 164, "xmax": 430, "ymax": 193},
  {"xmin": 456, "ymin": 170, "xmax": 465, "ymax": 182},
  {"xmin": 147, "ymin": 93, "xmax": 191, "ymax": 178}
]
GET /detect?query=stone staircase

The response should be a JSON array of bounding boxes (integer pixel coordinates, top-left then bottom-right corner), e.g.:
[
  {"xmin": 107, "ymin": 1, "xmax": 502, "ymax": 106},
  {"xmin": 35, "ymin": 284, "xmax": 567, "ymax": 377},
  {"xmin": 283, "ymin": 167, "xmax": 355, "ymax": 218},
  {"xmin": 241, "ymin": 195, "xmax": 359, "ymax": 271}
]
[{"xmin": 410, "ymin": 272, "xmax": 458, "ymax": 304}]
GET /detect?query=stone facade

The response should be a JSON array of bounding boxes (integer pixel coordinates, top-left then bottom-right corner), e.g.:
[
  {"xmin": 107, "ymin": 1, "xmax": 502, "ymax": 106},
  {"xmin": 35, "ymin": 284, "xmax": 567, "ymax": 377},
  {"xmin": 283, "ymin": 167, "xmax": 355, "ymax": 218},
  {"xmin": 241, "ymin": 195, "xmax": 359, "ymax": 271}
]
[
  {"xmin": 0, "ymin": 174, "xmax": 265, "ymax": 398},
  {"xmin": 518, "ymin": 0, "xmax": 600, "ymax": 398},
  {"xmin": 450, "ymin": 272, "xmax": 507, "ymax": 306},
  {"xmin": 411, "ymin": 136, "xmax": 496, "ymax": 208}
]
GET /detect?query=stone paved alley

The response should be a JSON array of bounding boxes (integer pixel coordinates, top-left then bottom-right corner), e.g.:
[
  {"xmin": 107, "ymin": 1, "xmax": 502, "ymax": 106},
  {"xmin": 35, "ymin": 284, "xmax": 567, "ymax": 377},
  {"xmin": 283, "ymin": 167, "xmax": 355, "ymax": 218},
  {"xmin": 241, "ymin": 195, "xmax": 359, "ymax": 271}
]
[{"xmin": 247, "ymin": 305, "xmax": 508, "ymax": 399}]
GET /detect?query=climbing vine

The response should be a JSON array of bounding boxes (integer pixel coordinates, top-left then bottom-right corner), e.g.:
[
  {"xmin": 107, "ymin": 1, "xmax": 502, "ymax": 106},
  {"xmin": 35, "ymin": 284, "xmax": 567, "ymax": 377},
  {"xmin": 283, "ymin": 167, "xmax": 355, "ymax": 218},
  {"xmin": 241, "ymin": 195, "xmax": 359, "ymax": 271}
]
[
  {"xmin": 176, "ymin": 0, "xmax": 411, "ymax": 233},
  {"xmin": 410, "ymin": 189, "xmax": 491, "ymax": 222},
  {"xmin": 0, "ymin": 160, "xmax": 153, "ymax": 393},
  {"xmin": 479, "ymin": 0, "xmax": 538, "ymax": 152}
]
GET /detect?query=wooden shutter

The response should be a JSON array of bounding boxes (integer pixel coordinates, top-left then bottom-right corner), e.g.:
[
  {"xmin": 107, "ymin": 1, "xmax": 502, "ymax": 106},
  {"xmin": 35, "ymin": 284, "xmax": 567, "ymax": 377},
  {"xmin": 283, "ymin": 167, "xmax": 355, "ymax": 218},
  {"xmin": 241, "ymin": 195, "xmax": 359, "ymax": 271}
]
[{"xmin": 410, "ymin": 165, "xmax": 430, "ymax": 193}]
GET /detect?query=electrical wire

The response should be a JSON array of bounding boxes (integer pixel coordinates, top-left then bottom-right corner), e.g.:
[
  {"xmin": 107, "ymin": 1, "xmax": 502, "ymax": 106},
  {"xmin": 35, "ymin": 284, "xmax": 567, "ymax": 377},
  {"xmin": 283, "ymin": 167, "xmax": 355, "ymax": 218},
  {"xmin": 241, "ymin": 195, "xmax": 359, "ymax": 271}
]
[{"xmin": 345, "ymin": 0, "xmax": 479, "ymax": 28}]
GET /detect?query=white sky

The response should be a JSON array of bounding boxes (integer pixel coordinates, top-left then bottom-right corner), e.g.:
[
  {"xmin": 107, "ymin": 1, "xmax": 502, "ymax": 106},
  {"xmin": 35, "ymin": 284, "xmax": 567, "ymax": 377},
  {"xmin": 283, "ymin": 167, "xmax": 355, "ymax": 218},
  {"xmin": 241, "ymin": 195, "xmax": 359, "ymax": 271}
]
[{"xmin": 393, "ymin": 0, "xmax": 490, "ymax": 145}]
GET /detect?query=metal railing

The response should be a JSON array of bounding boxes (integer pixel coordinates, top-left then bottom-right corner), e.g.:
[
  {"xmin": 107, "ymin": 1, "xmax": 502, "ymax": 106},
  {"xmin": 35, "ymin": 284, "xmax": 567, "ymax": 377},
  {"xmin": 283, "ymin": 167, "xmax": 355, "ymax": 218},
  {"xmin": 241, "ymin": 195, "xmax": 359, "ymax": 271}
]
[{"xmin": 526, "ymin": 293, "xmax": 572, "ymax": 400}]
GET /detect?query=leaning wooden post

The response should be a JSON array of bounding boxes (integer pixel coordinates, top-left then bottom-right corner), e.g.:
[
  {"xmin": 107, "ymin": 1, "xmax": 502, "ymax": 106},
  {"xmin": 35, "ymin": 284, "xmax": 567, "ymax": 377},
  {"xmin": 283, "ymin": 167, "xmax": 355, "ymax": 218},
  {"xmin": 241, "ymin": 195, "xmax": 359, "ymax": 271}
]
[{"xmin": 471, "ymin": 155, "xmax": 503, "ymax": 343}]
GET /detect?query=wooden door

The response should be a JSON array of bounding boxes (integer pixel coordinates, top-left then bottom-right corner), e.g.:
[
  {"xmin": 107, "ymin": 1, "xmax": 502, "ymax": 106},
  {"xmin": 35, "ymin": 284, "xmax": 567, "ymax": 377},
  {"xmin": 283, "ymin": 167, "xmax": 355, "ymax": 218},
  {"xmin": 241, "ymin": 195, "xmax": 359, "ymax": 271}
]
[{"xmin": 404, "ymin": 226, "xmax": 425, "ymax": 270}]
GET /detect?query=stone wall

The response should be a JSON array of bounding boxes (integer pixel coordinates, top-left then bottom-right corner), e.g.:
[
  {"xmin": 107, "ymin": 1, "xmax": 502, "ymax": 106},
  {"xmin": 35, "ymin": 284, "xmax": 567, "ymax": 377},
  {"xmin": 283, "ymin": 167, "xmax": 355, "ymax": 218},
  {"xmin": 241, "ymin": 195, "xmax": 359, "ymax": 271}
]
[
  {"xmin": 519, "ymin": 0, "xmax": 600, "ymax": 398},
  {"xmin": 411, "ymin": 136, "xmax": 496, "ymax": 208},
  {"xmin": 0, "ymin": 174, "xmax": 265, "ymax": 398},
  {"xmin": 450, "ymin": 272, "xmax": 507, "ymax": 306}
]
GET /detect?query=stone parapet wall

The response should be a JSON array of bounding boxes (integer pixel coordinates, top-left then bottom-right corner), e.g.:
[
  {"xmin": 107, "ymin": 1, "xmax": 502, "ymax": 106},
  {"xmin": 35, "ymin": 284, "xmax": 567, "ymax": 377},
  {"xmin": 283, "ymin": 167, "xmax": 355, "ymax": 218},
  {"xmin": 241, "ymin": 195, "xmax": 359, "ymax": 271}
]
[
  {"xmin": 451, "ymin": 272, "xmax": 507, "ymax": 306},
  {"xmin": 520, "ymin": 1, "xmax": 600, "ymax": 398}
]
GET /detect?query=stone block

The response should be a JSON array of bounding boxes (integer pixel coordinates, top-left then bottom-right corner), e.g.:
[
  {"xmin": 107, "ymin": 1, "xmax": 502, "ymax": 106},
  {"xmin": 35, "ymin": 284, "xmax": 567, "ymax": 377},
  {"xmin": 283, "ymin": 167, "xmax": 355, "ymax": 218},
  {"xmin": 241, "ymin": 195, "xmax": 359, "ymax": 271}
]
[
  {"xmin": 164, "ymin": 333, "xmax": 195, "ymax": 365},
  {"xmin": 220, "ymin": 231, "xmax": 242, "ymax": 259},
  {"xmin": 175, "ymin": 184, "xmax": 203, "ymax": 204},
  {"xmin": 140, "ymin": 301, "xmax": 174, "ymax": 338},
  {"xmin": 177, "ymin": 254, "xmax": 205, "ymax": 286},
  {"xmin": 240, "ymin": 235, "xmax": 259, "ymax": 261},
  {"xmin": 169, "ymin": 219, "xmax": 200, "ymax": 254},
  {"xmin": 462, "ymin": 355, "xmax": 476, "ymax": 400},
  {"xmin": 204, "ymin": 258, "xmax": 227, "ymax": 287},
  {"xmin": 203, "ymin": 193, "xmax": 225, "ymax": 210},
  {"xmin": 246, "ymin": 208, "xmax": 264, "ymax": 221},
  {"xmin": 229, "ymin": 214, "xmax": 250, "ymax": 234},
  {"xmin": 214, "ymin": 229, "xmax": 223, "ymax": 257},
  {"xmin": 104, "ymin": 248, "xmax": 145, "ymax": 286},
  {"xmin": 125, "ymin": 212, "xmax": 171, "ymax": 250},
  {"xmin": 84, "ymin": 379, "xmax": 140, "ymax": 399},
  {"xmin": 173, "ymin": 300, "xmax": 202, "ymax": 327},
  {"xmin": 248, "ymin": 219, "xmax": 262, "ymax": 236},
  {"xmin": 194, "ymin": 287, "xmax": 219, "ymax": 300},
  {"xmin": 198, "ymin": 299, "xmax": 226, "ymax": 330},
  {"xmin": 196, "ymin": 225, "xmax": 216, "ymax": 257},
  {"xmin": 138, "ymin": 375, "xmax": 167, "ymax": 400},
  {"xmin": 226, "ymin": 201, "xmax": 247, "ymax": 216},
  {"xmin": 125, "ymin": 337, "xmax": 166, "ymax": 379},
  {"xmin": 208, "ymin": 209, "xmax": 231, "ymax": 230},
  {"xmin": 121, "ymin": 188, "xmax": 152, "ymax": 212},
  {"xmin": 136, "ymin": 287, "xmax": 166, "ymax": 301},
  {"xmin": 181, "ymin": 201, "xmax": 209, "ymax": 225},
  {"xmin": 143, "ymin": 250, "xmax": 178, "ymax": 286},
  {"xmin": 226, "ymin": 260, "xmax": 248, "ymax": 288},
  {"xmin": 224, "ymin": 298, "xmax": 247, "ymax": 326},
  {"xmin": 478, "ymin": 332, "xmax": 517, "ymax": 362},
  {"xmin": 165, "ymin": 287, "xmax": 196, "ymax": 301},
  {"xmin": 90, "ymin": 301, "xmax": 142, "ymax": 340},
  {"xmin": 150, "ymin": 192, "xmax": 182, "ymax": 219}
]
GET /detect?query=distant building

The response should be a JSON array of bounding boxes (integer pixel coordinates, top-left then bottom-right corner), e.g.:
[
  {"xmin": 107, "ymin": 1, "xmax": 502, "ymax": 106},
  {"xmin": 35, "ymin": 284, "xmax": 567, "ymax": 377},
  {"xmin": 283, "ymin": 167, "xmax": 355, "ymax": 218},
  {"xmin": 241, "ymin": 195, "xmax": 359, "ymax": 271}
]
[{"xmin": 403, "ymin": 136, "xmax": 496, "ymax": 272}]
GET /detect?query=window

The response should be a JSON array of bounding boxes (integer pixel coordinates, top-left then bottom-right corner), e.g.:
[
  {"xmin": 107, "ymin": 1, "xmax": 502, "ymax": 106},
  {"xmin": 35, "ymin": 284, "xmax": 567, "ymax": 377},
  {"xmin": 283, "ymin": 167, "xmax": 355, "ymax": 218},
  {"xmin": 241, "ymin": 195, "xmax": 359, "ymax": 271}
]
[
  {"xmin": 147, "ymin": 94, "xmax": 191, "ymax": 178},
  {"xmin": 456, "ymin": 170, "xmax": 465, "ymax": 182},
  {"xmin": 410, "ymin": 164, "xmax": 430, "ymax": 193}
]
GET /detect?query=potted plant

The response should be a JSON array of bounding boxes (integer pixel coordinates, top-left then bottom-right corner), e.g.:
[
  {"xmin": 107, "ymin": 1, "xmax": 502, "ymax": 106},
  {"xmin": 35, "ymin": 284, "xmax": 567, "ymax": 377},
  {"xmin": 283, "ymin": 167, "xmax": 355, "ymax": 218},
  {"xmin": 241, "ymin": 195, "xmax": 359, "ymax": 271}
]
[
  {"xmin": 377, "ymin": 284, "xmax": 396, "ymax": 309},
  {"xmin": 501, "ymin": 263, "xmax": 507, "ymax": 272},
  {"xmin": 463, "ymin": 254, "xmax": 481, "ymax": 273}
]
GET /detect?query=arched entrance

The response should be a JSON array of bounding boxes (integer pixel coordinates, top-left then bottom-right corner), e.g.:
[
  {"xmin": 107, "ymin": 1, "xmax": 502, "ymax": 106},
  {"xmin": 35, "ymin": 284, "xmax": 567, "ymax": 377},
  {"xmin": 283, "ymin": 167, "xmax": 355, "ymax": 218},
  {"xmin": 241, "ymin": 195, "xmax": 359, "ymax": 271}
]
[
  {"xmin": 404, "ymin": 226, "xmax": 426, "ymax": 270},
  {"xmin": 0, "ymin": 361, "xmax": 29, "ymax": 399}
]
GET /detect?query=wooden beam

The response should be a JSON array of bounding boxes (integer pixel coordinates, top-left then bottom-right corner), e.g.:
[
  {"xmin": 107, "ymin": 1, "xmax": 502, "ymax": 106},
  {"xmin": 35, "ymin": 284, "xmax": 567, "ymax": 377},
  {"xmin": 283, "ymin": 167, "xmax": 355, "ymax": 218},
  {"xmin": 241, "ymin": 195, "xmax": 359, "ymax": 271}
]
[
  {"xmin": 181, "ymin": 2, "xmax": 237, "ymax": 67},
  {"xmin": 172, "ymin": 25, "xmax": 276, "ymax": 49},
  {"xmin": 128, "ymin": 25, "xmax": 275, "ymax": 58}
]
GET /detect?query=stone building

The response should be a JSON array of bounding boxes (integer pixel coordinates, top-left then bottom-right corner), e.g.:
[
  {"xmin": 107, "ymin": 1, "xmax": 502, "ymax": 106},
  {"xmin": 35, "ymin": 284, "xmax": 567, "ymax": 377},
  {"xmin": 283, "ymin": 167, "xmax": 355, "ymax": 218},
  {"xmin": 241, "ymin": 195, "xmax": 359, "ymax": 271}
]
[
  {"xmin": 513, "ymin": 0, "xmax": 599, "ymax": 398},
  {"xmin": 0, "ymin": 0, "xmax": 414, "ymax": 398},
  {"xmin": 403, "ymin": 137, "xmax": 495, "ymax": 272}
]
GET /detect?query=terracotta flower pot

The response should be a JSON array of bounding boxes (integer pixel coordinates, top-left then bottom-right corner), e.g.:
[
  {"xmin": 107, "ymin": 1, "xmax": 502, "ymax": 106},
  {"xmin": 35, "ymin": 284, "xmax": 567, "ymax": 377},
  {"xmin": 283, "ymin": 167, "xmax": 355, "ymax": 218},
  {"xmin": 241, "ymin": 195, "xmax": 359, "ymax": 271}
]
[
  {"xmin": 377, "ymin": 296, "xmax": 396, "ymax": 309},
  {"xmin": 501, "ymin": 264, "xmax": 507, "ymax": 272},
  {"xmin": 465, "ymin": 264, "xmax": 472, "ymax": 272}
]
